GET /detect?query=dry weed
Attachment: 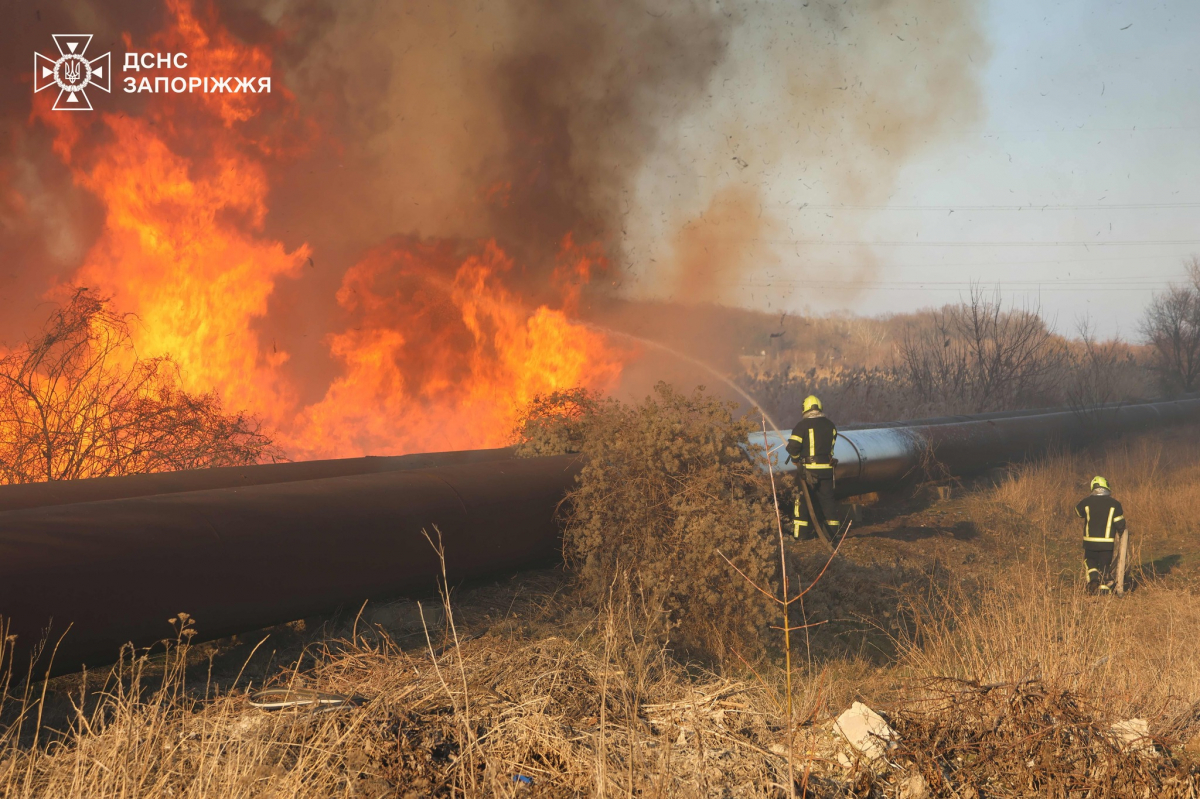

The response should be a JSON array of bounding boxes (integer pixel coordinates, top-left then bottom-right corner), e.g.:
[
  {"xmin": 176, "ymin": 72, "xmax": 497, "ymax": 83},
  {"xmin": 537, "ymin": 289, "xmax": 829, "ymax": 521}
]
[
  {"xmin": 888, "ymin": 678, "xmax": 1200, "ymax": 798},
  {"xmin": 518, "ymin": 383, "xmax": 780, "ymax": 663}
]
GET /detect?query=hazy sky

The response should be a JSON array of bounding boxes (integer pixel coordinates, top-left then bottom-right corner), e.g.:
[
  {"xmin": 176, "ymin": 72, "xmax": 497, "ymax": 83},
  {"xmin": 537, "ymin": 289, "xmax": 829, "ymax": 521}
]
[
  {"xmin": 633, "ymin": 0, "xmax": 1200, "ymax": 340},
  {"xmin": 850, "ymin": 0, "xmax": 1200, "ymax": 338}
]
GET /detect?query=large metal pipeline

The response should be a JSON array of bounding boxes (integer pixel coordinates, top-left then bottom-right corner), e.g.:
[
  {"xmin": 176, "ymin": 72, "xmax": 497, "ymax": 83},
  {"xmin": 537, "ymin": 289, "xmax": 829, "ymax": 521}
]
[
  {"xmin": 3, "ymin": 397, "xmax": 1199, "ymax": 675},
  {"xmin": 0, "ymin": 456, "xmax": 578, "ymax": 675},
  {"xmin": 761, "ymin": 396, "xmax": 1200, "ymax": 496},
  {"xmin": 0, "ymin": 447, "xmax": 514, "ymax": 514}
]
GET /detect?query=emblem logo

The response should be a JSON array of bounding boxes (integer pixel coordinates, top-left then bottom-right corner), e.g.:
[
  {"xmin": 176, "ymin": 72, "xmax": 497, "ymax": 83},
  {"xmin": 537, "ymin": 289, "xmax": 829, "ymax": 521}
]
[{"xmin": 34, "ymin": 35, "xmax": 111, "ymax": 111}]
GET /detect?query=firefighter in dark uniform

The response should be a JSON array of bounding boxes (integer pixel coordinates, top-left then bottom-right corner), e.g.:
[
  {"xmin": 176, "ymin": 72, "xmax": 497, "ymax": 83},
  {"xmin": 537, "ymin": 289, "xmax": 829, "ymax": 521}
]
[
  {"xmin": 785, "ymin": 395, "xmax": 840, "ymax": 542},
  {"xmin": 1075, "ymin": 475, "xmax": 1126, "ymax": 595}
]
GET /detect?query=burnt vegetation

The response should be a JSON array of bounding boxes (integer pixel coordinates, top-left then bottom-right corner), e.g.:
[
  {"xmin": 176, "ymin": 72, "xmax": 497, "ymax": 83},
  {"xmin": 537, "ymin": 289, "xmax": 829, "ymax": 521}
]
[{"xmin": 0, "ymin": 289, "xmax": 279, "ymax": 484}]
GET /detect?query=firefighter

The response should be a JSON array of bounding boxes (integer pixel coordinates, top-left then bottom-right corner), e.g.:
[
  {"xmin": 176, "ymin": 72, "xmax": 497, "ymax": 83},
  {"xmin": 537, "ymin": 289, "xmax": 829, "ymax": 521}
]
[
  {"xmin": 785, "ymin": 394, "xmax": 840, "ymax": 543},
  {"xmin": 1075, "ymin": 475, "xmax": 1126, "ymax": 595}
]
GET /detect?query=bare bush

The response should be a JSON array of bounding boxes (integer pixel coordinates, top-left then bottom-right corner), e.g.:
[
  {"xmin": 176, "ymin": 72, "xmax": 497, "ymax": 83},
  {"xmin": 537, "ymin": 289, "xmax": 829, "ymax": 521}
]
[
  {"xmin": 899, "ymin": 286, "xmax": 1069, "ymax": 412},
  {"xmin": 0, "ymin": 289, "xmax": 279, "ymax": 484}
]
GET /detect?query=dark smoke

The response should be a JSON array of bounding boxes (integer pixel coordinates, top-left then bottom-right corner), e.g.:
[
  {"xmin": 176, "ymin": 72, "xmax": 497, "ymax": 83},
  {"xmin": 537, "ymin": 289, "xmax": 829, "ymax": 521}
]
[
  {"xmin": 0, "ymin": 0, "xmax": 987, "ymax": 413},
  {"xmin": 262, "ymin": 0, "xmax": 734, "ymax": 302}
]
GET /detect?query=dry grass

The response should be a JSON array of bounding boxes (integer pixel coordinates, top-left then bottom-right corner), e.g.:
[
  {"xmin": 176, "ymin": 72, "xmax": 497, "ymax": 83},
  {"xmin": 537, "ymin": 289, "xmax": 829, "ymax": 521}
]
[
  {"xmin": 961, "ymin": 424, "xmax": 1200, "ymax": 580},
  {"xmin": 877, "ymin": 564, "xmax": 1200, "ymax": 796},
  {"xmin": 6, "ymin": 428, "xmax": 1200, "ymax": 797},
  {"xmin": 0, "ymin": 581, "xmax": 808, "ymax": 798}
]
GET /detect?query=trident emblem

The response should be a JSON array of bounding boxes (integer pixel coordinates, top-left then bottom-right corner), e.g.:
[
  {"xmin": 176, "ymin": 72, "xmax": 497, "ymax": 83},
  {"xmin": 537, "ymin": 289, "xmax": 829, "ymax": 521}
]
[{"xmin": 34, "ymin": 34, "xmax": 111, "ymax": 111}]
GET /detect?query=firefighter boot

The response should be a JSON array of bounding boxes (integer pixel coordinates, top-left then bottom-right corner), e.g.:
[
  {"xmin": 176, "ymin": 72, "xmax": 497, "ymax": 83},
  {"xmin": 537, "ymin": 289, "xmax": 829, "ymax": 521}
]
[{"xmin": 1086, "ymin": 569, "xmax": 1101, "ymax": 596}]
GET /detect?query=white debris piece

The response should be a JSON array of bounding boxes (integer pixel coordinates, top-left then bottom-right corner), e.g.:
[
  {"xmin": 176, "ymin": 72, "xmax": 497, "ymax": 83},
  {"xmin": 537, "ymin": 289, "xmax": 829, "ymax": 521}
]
[
  {"xmin": 834, "ymin": 702, "xmax": 898, "ymax": 764},
  {"xmin": 1111, "ymin": 719, "xmax": 1157, "ymax": 756},
  {"xmin": 898, "ymin": 773, "xmax": 930, "ymax": 799}
]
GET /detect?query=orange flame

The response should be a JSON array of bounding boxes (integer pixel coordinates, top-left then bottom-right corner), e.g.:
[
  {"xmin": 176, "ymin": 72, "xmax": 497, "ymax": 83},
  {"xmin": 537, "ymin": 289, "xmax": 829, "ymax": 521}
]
[
  {"xmin": 289, "ymin": 235, "xmax": 622, "ymax": 458},
  {"xmin": 32, "ymin": 0, "xmax": 626, "ymax": 459}
]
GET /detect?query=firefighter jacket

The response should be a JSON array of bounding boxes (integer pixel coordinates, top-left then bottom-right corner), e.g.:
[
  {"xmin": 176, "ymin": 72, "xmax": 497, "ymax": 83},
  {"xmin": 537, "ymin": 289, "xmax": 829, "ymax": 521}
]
[
  {"xmin": 1075, "ymin": 490, "xmax": 1126, "ymax": 551},
  {"xmin": 785, "ymin": 411, "xmax": 837, "ymax": 470}
]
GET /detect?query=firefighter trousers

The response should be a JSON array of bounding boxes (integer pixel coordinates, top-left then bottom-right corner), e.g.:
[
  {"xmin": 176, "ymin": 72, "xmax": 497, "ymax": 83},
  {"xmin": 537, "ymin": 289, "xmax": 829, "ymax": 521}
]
[
  {"xmin": 791, "ymin": 468, "xmax": 839, "ymax": 541},
  {"xmin": 1084, "ymin": 547, "xmax": 1114, "ymax": 595}
]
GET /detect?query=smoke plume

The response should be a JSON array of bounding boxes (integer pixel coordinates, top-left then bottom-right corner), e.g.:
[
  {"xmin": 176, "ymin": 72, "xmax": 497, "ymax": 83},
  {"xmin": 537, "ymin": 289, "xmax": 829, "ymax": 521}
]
[{"xmin": 0, "ymin": 0, "xmax": 988, "ymax": 453}]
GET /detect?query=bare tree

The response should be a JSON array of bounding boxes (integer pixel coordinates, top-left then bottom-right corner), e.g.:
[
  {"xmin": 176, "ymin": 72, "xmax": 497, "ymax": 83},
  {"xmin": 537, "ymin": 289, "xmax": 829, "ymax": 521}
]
[
  {"xmin": 1140, "ymin": 256, "xmax": 1200, "ymax": 394},
  {"xmin": 899, "ymin": 286, "xmax": 1068, "ymax": 412},
  {"xmin": 1065, "ymin": 317, "xmax": 1141, "ymax": 412},
  {"xmin": 0, "ymin": 289, "xmax": 280, "ymax": 484}
]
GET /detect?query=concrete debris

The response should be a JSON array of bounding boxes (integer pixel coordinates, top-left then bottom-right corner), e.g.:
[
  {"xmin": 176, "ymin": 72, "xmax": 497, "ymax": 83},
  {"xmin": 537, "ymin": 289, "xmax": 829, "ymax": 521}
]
[
  {"xmin": 1110, "ymin": 718, "xmax": 1158, "ymax": 756},
  {"xmin": 833, "ymin": 702, "xmax": 898, "ymax": 765}
]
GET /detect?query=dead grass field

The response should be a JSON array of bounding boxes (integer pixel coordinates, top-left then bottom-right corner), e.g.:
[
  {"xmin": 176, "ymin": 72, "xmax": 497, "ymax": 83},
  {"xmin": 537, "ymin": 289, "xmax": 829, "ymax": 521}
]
[{"xmin": 5, "ymin": 426, "xmax": 1200, "ymax": 797}]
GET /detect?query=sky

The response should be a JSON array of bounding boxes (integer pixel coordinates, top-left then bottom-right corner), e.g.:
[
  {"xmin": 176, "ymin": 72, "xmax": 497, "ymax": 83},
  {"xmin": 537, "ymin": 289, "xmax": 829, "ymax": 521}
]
[{"xmin": 626, "ymin": 0, "xmax": 1200, "ymax": 340}]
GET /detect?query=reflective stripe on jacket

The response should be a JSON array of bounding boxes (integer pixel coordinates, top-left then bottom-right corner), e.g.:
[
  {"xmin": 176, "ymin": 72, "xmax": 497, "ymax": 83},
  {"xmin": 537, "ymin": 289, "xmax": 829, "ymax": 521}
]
[
  {"xmin": 785, "ymin": 413, "xmax": 837, "ymax": 468},
  {"xmin": 1075, "ymin": 493, "xmax": 1126, "ymax": 549}
]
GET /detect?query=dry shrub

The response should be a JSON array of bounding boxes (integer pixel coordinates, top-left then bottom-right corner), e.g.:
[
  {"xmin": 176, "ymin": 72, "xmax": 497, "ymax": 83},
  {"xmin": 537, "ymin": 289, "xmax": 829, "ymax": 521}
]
[
  {"xmin": 888, "ymin": 678, "xmax": 1200, "ymax": 798},
  {"xmin": 0, "ymin": 289, "xmax": 279, "ymax": 484},
  {"xmin": 518, "ymin": 383, "xmax": 779, "ymax": 662},
  {"xmin": 1140, "ymin": 256, "xmax": 1200, "ymax": 393},
  {"xmin": 742, "ymin": 365, "xmax": 935, "ymax": 427},
  {"xmin": 883, "ymin": 565, "xmax": 1200, "ymax": 798},
  {"xmin": 1064, "ymin": 319, "xmax": 1145, "ymax": 412},
  {"xmin": 743, "ymin": 290, "xmax": 1151, "ymax": 426},
  {"xmin": 898, "ymin": 287, "xmax": 1069, "ymax": 413},
  {"xmin": 510, "ymin": 386, "xmax": 598, "ymax": 457}
]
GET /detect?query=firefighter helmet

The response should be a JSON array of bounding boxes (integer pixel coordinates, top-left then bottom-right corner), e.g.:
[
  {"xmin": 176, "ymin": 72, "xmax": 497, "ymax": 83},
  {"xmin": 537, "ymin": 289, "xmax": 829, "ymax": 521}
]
[
  {"xmin": 803, "ymin": 394, "xmax": 822, "ymax": 413},
  {"xmin": 1090, "ymin": 475, "xmax": 1110, "ymax": 491}
]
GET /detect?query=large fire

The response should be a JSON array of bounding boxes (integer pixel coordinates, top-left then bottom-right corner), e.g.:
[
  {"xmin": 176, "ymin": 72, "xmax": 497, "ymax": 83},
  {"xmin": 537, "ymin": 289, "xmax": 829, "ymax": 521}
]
[{"xmin": 31, "ymin": 0, "xmax": 626, "ymax": 459}]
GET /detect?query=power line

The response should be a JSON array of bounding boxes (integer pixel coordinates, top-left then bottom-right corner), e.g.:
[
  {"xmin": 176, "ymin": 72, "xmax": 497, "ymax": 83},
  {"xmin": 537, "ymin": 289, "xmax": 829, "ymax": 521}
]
[
  {"xmin": 745, "ymin": 284, "xmax": 1175, "ymax": 293},
  {"xmin": 756, "ymin": 239, "xmax": 1200, "ymax": 247},
  {"xmin": 749, "ymin": 274, "xmax": 1189, "ymax": 286},
  {"xmin": 778, "ymin": 202, "xmax": 1200, "ymax": 211},
  {"xmin": 729, "ymin": 253, "xmax": 1184, "ymax": 270}
]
